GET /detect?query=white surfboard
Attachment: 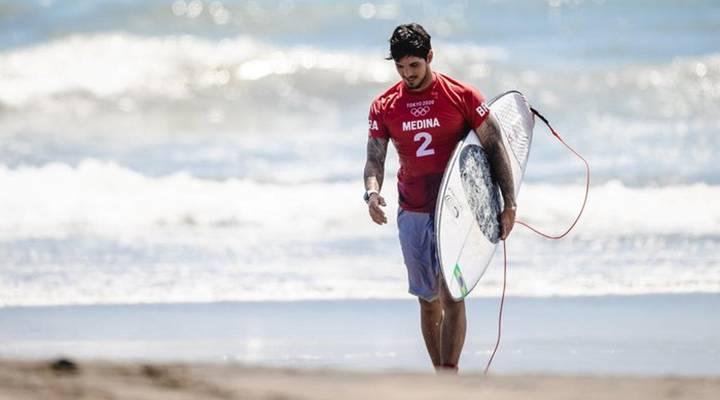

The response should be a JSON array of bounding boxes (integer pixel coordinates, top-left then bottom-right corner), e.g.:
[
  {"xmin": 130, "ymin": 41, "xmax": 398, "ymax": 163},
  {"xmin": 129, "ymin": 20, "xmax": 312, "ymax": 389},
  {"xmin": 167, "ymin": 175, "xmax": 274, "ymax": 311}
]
[{"xmin": 435, "ymin": 91, "xmax": 534, "ymax": 300}]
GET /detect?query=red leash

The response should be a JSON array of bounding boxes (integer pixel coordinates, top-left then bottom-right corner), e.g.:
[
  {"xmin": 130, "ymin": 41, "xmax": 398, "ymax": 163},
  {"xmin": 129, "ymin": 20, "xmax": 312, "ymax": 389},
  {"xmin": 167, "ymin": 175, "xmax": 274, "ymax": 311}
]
[
  {"xmin": 483, "ymin": 108, "xmax": 591, "ymax": 375},
  {"xmin": 516, "ymin": 108, "xmax": 591, "ymax": 240},
  {"xmin": 484, "ymin": 240, "xmax": 508, "ymax": 375}
]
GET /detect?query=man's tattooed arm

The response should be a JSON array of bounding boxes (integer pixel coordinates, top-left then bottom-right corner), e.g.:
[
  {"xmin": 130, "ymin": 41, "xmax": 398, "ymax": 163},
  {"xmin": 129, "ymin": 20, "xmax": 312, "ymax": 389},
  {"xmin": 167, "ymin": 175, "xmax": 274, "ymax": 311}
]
[
  {"xmin": 364, "ymin": 137, "xmax": 389, "ymax": 192},
  {"xmin": 475, "ymin": 115, "xmax": 516, "ymax": 210}
]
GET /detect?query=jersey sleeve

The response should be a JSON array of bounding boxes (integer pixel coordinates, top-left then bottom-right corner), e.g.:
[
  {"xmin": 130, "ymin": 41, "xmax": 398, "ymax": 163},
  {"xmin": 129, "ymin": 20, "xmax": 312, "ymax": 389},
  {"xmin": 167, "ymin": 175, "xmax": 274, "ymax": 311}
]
[
  {"xmin": 463, "ymin": 85, "xmax": 491, "ymax": 130},
  {"xmin": 368, "ymin": 99, "xmax": 390, "ymax": 139}
]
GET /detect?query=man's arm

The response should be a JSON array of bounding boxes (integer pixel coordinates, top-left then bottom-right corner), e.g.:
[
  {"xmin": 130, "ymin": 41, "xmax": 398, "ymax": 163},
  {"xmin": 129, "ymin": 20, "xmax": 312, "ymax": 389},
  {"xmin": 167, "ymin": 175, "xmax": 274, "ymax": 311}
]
[
  {"xmin": 364, "ymin": 137, "xmax": 389, "ymax": 225},
  {"xmin": 474, "ymin": 115, "xmax": 516, "ymax": 239}
]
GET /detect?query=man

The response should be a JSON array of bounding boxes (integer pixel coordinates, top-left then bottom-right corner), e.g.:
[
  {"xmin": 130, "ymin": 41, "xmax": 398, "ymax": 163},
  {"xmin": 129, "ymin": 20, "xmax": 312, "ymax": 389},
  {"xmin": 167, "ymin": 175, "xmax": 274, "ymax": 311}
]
[{"xmin": 363, "ymin": 23, "xmax": 517, "ymax": 373}]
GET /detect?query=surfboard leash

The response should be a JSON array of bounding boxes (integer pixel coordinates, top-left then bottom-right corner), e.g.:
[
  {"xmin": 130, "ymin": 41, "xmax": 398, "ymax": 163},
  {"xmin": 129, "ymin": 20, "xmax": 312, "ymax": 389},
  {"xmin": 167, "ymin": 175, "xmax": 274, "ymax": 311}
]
[
  {"xmin": 483, "ymin": 240, "xmax": 508, "ymax": 375},
  {"xmin": 484, "ymin": 107, "xmax": 591, "ymax": 376},
  {"xmin": 517, "ymin": 108, "xmax": 591, "ymax": 239}
]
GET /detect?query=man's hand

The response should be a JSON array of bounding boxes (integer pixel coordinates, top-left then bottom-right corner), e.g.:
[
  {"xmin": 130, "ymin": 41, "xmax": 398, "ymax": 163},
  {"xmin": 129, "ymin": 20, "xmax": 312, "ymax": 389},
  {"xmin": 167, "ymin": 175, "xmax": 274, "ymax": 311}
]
[
  {"xmin": 368, "ymin": 193, "xmax": 388, "ymax": 225},
  {"xmin": 499, "ymin": 207, "xmax": 516, "ymax": 240}
]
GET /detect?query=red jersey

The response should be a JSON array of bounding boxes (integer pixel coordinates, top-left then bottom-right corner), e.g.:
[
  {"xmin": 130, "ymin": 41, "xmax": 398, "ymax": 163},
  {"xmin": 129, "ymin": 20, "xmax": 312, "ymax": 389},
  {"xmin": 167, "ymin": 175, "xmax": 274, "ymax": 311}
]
[{"xmin": 368, "ymin": 72, "xmax": 490, "ymax": 212}]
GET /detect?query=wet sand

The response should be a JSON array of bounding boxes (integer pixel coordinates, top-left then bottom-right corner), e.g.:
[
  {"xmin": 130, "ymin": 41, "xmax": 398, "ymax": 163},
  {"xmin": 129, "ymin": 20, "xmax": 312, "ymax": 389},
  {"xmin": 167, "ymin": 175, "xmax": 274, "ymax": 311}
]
[{"xmin": 1, "ymin": 359, "xmax": 719, "ymax": 400}]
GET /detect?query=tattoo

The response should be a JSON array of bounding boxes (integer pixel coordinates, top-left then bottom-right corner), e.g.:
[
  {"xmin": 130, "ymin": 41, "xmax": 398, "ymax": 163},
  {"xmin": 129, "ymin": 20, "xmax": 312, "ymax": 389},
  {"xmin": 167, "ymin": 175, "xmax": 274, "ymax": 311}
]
[
  {"xmin": 475, "ymin": 116, "xmax": 516, "ymax": 209},
  {"xmin": 364, "ymin": 137, "xmax": 389, "ymax": 192}
]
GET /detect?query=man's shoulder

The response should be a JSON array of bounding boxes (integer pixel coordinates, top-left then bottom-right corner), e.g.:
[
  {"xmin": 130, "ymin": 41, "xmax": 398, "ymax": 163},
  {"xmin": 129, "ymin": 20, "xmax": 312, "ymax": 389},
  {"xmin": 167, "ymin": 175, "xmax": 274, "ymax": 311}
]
[{"xmin": 436, "ymin": 72, "xmax": 476, "ymax": 94}]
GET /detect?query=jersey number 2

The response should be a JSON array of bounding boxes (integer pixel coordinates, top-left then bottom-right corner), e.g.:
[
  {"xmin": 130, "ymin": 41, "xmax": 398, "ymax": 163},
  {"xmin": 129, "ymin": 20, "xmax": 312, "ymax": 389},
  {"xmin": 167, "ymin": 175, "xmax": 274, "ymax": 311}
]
[{"xmin": 414, "ymin": 132, "xmax": 435, "ymax": 158}]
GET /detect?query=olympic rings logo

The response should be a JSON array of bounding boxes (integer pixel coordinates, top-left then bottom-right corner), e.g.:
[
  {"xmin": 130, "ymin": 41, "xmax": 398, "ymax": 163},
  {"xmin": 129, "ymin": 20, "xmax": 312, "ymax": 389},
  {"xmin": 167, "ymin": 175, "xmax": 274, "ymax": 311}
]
[{"xmin": 410, "ymin": 106, "xmax": 431, "ymax": 117}]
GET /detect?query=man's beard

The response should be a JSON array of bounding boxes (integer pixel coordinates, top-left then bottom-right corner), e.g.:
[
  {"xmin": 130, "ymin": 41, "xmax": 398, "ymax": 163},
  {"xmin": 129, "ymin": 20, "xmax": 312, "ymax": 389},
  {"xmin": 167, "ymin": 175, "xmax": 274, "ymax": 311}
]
[{"xmin": 405, "ymin": 73, "xmax": 424, "ymax": 89}]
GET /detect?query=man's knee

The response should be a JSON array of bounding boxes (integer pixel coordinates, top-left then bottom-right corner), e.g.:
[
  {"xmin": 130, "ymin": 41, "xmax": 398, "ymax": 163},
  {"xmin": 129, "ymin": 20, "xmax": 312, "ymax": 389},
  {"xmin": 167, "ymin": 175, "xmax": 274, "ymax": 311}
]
[
  {"xmin": 419, "ymin": 297, "xmax": 442, "ymax": 314},
  {"xmin": 442, "ymin": 297, "xmax": 465, "ymax": 318}
]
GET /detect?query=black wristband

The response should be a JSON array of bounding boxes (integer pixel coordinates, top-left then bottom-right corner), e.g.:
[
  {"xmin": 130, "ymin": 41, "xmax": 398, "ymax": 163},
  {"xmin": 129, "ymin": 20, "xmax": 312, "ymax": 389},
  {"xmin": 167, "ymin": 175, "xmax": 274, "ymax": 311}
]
[{"xmin": 363, "ymin": 190, "xmax": 379, "ymax": 204}]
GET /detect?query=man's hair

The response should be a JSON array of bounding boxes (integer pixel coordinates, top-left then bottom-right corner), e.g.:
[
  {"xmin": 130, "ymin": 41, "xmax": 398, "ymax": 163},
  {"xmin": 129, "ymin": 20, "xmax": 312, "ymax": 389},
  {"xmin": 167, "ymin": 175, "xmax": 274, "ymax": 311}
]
[{"xmin": 387, "ymin": 23, "xmax": 432, "ymax": 61}]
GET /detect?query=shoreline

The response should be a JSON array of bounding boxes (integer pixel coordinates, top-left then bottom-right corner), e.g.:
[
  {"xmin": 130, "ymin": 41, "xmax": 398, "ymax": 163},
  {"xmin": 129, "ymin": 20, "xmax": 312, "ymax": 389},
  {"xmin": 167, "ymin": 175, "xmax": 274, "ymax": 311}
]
[
  {"xmin": 1, "ymin": 294, "xmax": 718, "ymax": 376},
  {"xmin": 2, "ymin": 291, "xmax": 718, "ymax": 309},
  {"xmin": 0, "ymin": 294, "xmax": 720, "ymax": 377}
]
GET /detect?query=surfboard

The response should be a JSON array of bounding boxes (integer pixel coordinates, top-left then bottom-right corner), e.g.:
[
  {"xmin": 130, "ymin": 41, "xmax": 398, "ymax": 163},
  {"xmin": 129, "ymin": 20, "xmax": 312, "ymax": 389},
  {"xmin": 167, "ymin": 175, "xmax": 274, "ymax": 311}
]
[{"xmin": 434, "ymin": 91, "xmax": 534, "ymax": 300}]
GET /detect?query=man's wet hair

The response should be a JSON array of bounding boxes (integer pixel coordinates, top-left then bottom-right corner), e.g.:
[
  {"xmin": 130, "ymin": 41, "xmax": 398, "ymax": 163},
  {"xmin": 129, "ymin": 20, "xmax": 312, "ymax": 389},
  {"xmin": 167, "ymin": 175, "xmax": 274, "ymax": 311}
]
[{"xmin": 387, "ymin": 23, "xmax": 432, "ymax": 61}]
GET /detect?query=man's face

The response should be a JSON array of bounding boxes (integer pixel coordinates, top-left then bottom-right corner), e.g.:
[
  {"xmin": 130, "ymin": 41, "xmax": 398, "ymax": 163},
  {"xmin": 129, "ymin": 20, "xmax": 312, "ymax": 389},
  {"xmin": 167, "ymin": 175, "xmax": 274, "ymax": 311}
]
[{"xmin": 394, "ymin": 54, "xmax": 431, "ymax": 90}]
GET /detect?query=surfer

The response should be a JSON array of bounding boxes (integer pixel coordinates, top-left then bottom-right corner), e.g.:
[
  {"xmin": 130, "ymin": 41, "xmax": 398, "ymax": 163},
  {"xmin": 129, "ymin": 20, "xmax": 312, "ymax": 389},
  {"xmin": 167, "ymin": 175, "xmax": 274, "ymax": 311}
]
[{"xmin": 363, "ymin": 23, "xmax": 516, "ymax": 373}]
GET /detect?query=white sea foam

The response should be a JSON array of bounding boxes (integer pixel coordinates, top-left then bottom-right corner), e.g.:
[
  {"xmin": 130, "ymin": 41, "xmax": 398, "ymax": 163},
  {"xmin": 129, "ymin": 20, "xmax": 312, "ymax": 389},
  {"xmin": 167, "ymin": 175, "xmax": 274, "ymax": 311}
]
[
  {"xmin": 0, "ymin": 229, "xmax": 717, "ymax": 306},
  {"xmin": 0, "ymin": 160, "xmax": 717, "ymax": 238},
  {"xmin": 0, "ymin": 160, "xmax": 364, "ymax": 240},
  {"xmin": 517, "ymin": 180, "xmax": 720, "ymax": 236},
  {"xmin": 0, "ymin": 160, "xmax": 717, "ymax": 306}
]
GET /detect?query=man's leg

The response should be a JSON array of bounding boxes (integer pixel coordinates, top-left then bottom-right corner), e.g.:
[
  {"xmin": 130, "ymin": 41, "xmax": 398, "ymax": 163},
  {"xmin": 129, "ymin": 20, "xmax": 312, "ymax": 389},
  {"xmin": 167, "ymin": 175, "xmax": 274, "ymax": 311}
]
[
  {"xmin": 419, "ymin": 297, "xmax": 443, "ymax": 368},
  {"xmin": 438, "ymin": 280, "xmax": 466, "ymax": 371}
]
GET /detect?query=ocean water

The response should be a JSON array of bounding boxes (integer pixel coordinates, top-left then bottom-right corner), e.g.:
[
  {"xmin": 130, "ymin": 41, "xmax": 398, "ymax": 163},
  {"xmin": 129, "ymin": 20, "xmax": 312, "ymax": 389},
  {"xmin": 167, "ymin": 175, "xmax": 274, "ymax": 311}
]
[{"xmin": 0, "ymin": 0, "xmax": 719, "ymax": 306}]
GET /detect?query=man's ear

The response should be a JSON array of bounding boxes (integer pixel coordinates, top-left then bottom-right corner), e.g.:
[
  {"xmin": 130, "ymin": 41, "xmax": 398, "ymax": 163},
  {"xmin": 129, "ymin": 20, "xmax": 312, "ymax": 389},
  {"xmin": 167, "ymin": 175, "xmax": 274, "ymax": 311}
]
[{"xmin": 426, "ymin": 49, "xmax": 434, "ymax": 64}]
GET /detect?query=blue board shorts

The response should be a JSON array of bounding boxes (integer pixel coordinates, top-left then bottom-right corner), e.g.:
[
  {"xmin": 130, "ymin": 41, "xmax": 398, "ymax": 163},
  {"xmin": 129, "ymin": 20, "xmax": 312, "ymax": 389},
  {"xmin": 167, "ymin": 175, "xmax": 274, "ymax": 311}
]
[{"xmin": 397, "ymin": 208, "xmax": 441, "ymax": 302}]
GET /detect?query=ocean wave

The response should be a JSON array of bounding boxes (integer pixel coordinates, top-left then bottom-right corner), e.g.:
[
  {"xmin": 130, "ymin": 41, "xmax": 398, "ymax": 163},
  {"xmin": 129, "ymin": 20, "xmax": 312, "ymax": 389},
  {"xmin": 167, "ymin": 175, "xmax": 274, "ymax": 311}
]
[
  {"xmin": 1, "ymin": 1, "xmax": 718, "ymax": 307},
  {"xmin": 0, "ymin": 32, "xmax": 505, "ymax": 108},
  {"xmin": 1, "ymin": 32, "xmax": 717, "ymax": 180},
  {"xmin": 3, "ymin": 32, "xmax": 717, "ymax": 114},
  {"xmin": 0, "ymin": 160, "xmax": 717, "ymax": 238}
]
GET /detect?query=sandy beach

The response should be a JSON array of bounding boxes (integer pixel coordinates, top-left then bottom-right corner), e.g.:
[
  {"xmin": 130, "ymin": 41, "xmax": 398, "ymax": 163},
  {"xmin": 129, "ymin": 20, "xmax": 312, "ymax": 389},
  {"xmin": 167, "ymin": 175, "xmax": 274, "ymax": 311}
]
[
  {"xmin": 2, "ymin": 2, "xmax": 718, "ymax": 399},
  {"xmin": 1, "ymin": 358, "xmax": 719, "ymax": 400}
]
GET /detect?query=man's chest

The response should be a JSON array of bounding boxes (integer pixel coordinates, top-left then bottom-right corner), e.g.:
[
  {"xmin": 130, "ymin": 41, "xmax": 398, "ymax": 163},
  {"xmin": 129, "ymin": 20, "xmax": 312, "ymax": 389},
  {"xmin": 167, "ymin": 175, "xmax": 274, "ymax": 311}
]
[{"xmin": 383, "ymin": 96, "xmax": 468, "ymax": 149}]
